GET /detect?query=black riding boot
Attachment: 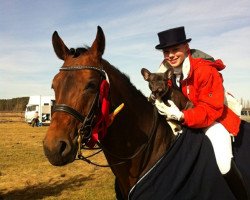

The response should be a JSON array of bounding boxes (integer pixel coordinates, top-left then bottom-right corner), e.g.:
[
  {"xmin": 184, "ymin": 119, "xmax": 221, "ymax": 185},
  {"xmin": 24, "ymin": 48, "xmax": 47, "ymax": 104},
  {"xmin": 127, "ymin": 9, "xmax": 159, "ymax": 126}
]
[{"xmin": 223, "ymin": 160, "xmax": 249, "ymax": 200}]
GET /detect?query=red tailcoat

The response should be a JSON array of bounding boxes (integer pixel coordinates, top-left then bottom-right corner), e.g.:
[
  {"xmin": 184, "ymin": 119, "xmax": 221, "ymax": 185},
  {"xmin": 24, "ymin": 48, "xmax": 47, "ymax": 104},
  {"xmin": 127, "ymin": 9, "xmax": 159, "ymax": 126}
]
[{"xmin": 181, "ymin": 55, "xmax": 240, "ymax": 135}]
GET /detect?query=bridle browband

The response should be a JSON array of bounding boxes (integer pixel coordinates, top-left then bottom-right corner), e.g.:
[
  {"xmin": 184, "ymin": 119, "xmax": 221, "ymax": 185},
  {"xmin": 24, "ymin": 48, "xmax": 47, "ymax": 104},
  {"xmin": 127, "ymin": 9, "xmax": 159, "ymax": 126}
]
[
  {"xmin": 60, "ymin": 66, "xmax": 106, "ymax": 75},
  {"xmin": 53, "ymin": 65, "xmax": 159, "ymax": 167}
]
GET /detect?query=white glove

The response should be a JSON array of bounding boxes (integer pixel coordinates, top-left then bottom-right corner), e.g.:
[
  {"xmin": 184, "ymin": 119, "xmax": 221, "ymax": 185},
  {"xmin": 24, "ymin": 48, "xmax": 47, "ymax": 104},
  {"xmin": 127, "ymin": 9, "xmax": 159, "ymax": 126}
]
[{"xmin": 155, "ymin": 100, "xmax": 183, "ymax": 121}]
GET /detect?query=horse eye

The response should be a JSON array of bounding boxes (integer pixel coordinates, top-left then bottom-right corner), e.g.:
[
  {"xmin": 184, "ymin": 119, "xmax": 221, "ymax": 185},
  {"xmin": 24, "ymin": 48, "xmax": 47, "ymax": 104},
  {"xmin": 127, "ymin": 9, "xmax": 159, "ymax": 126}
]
[{"xmin": 85, "ymin": 82, "xmax": 97, "ymax": 91}]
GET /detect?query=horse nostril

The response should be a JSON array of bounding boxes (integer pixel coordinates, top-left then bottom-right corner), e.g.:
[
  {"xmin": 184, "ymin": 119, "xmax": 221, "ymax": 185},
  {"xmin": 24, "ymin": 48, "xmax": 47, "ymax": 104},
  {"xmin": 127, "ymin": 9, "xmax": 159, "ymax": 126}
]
[{"xmin": 59, "ymin": 140, "xmax": 72, "ymax": 157}]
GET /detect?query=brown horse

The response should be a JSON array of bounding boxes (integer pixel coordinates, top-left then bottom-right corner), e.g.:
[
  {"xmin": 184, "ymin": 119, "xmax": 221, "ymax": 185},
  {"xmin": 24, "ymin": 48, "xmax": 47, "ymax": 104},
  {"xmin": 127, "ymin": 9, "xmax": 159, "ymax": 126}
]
[
  {"xmin": 43, "ymin": 26, "xmax": 174, "ymax": 198},
  {"xmin": 43, "ymin": 26, "xmax": 250, "ymax": 199}
]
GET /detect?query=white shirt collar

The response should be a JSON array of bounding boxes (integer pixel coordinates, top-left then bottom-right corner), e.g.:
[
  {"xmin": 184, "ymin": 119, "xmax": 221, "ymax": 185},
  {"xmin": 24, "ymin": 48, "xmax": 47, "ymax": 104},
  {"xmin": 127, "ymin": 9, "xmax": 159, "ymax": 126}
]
[{"xmin": 182, "ymin": 56, "xmax": 191, "ymax": 80}]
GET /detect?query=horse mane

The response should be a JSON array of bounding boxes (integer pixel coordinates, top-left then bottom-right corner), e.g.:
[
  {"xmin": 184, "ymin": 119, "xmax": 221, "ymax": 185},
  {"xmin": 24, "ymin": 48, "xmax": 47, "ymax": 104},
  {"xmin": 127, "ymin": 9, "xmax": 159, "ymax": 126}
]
[
  {"xmin": 101, "ymin": 59, "xmax": 147, "ymax": 100},
  {"xmin": 69, "ymin": 46, "xmax": 89, "ymax": 58}
]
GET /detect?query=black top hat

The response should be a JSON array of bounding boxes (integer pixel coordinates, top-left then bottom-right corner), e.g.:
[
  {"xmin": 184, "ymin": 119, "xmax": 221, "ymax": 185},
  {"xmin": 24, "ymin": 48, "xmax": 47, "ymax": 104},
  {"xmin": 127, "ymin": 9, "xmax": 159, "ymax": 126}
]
[{"xmin": 155, "ymin": 26, "xmax": 191, "ymax": 50}]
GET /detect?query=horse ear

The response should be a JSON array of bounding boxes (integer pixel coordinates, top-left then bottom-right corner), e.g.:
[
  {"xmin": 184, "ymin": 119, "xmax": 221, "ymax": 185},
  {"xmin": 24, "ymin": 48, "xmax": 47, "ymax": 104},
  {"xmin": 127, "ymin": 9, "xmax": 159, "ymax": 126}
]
[
  {"xmin": 90, "ymin": 26, "xmax": 105, "ymax": 58},
  {"xmin": 141, "ymin": 68, "xmax": 151, "ymax": 81},
  {"xmin": 52, "ymin": 31, "xmax": 70, "ymax": 60}
]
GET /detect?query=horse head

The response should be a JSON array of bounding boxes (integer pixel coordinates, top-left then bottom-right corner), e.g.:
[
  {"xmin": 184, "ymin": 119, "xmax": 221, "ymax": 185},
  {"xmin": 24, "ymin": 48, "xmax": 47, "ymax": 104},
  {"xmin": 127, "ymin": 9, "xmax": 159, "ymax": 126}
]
[{"xmin": 43, "ymin": 26, "xmax": 106, "ymax": 166}]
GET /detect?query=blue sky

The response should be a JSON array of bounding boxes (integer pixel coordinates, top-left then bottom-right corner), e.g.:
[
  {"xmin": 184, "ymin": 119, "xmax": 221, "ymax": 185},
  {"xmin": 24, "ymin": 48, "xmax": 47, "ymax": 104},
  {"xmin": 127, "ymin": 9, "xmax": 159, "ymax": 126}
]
[{"xmin": 0, "ymin": 0, "xmax": 250, "ymax": 102}]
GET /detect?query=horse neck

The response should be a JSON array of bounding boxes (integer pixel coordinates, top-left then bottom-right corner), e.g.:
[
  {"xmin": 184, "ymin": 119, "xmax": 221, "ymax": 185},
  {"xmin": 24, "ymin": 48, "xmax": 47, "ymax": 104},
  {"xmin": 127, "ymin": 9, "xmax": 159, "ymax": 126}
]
[
  {"xmin": 104, "ymin": 63, "xmax": 153, "ymax": 124},
  {"xmin": 102, "ymin": 63, "xmax": 174, "ymax": 196}
]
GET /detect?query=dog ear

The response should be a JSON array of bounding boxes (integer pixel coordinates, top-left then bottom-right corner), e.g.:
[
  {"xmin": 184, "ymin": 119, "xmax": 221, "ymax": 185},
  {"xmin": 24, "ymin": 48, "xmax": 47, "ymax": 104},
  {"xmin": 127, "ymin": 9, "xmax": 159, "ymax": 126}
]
[{"xmin": 141, "ymin": 68, "xmax": 151, "ymax": 81}]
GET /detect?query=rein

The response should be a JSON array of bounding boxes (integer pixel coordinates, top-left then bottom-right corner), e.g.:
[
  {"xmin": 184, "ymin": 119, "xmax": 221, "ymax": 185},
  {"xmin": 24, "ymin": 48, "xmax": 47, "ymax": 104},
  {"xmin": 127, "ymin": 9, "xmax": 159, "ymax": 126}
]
[
  {"xmin": 53, "ymin": 65, "xmax": 159, "ymax": 167},
  {"xmin": 77, "ymin": 106, "xmax": 159, "ymax": 167},
  {"xmin": 97, "ymin": 107, "xmax": 159, "ymax": 160}
]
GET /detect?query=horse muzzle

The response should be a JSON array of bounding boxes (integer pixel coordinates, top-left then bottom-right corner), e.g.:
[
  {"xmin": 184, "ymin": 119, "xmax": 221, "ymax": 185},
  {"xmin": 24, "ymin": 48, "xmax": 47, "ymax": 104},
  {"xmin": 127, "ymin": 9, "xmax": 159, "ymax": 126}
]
[{"xmin": 43, "ymin": 131, "xmax": 78, "ymax": 166}]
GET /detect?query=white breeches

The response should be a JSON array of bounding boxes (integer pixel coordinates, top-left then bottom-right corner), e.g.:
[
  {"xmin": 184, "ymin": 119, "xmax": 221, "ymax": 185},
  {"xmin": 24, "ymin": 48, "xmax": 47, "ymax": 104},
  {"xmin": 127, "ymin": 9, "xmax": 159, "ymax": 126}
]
[{"xmin": 203, "ymin": 122, "xmax": 233, "ymax": 175}]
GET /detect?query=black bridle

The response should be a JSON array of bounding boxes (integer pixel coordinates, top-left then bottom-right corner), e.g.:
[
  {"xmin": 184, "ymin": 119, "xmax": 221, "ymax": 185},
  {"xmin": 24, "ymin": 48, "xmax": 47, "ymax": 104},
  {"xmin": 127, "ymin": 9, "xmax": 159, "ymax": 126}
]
[
  {"xmin": 52, "ymin": 65, "xmax": 159, "ymax": 167},
  {"xmin": 53, "ymin": 66, "xmax": 106, "ymax": 148}
]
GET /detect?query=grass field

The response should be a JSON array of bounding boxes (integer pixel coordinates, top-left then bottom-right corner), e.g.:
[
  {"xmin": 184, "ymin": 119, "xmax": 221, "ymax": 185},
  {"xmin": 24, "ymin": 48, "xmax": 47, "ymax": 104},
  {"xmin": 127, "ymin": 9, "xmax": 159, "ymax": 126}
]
[{"xmin": 0, "ymin": 121, "xmax": 115, "ymax": 200}]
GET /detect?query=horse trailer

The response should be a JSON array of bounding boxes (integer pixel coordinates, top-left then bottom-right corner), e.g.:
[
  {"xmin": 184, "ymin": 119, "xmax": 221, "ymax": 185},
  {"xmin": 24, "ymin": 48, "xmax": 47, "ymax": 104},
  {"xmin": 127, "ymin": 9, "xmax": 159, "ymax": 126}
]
[{"xmin": 25, "ymin": 95, "xmax": 55, "ymax": 125}]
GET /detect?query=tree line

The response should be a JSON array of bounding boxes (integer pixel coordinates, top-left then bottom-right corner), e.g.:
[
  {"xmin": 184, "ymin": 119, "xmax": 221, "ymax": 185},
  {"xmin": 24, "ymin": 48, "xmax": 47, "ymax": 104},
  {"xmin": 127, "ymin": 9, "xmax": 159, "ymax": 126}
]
[
  {"xmin": 0, "ymin": 96, "xmax": 249, "ymax": 112},
  {"xmin": 0, "ymin": 97, "xmax": 29, "ymax": 112}
]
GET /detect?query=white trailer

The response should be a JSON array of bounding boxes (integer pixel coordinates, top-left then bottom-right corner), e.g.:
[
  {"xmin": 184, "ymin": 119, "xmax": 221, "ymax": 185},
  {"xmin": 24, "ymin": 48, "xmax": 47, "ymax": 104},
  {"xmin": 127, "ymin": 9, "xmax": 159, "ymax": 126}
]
[{"xmin": 25, "ymin": 95, "xmax": 55, "ymax": 125}]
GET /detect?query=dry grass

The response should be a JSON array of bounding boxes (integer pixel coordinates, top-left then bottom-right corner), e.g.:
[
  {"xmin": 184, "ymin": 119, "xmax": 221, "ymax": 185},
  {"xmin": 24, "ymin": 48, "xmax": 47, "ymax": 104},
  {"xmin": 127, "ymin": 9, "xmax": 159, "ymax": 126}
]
[{"xmin": 0, "ymin": 122, "xmax": 115, "ymax": 200}]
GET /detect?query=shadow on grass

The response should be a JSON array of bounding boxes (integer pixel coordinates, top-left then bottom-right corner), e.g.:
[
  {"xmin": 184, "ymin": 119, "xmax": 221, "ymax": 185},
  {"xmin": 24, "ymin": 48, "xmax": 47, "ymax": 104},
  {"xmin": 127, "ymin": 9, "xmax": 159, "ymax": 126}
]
[{"xmin": 0, "ymin": 174, "xmax": 95, "ymax": 200}]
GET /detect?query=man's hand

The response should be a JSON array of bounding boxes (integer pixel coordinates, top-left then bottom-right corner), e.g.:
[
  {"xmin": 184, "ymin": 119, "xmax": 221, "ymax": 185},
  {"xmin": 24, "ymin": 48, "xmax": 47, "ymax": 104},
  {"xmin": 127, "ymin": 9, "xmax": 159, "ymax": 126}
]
[{"xmin": 155, "ymin": 100, "xmax": 184, "ymax": 121}]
